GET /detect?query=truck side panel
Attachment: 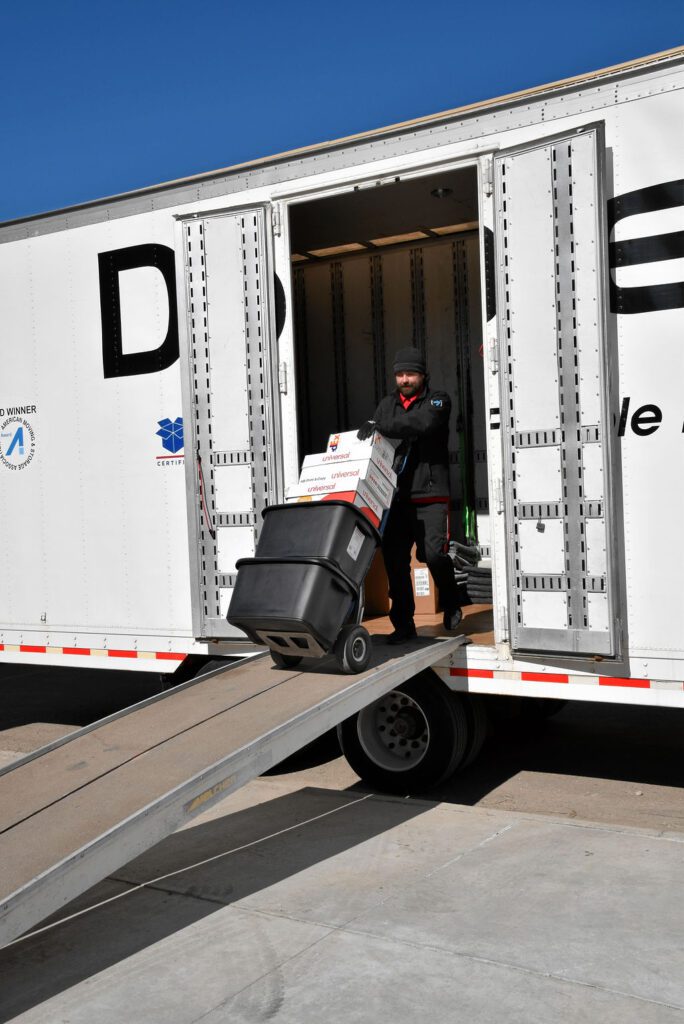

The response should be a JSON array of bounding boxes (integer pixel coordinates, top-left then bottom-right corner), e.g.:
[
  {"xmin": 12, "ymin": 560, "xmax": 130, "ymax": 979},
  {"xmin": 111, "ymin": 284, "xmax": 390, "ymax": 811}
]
[{"xmin": 0, "ymin": 212, "xmax": 193, "ymax": 640}]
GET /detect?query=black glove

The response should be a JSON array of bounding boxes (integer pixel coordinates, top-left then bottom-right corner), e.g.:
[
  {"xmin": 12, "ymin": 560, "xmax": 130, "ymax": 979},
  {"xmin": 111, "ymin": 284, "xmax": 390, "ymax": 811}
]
[{"xmin": 356, "ymin": 420, "xmax": 376, "ymax": 441}]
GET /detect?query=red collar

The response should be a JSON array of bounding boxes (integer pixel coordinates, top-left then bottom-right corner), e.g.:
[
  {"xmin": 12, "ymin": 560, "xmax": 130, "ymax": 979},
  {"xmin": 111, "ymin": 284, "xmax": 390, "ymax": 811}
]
[{"xmin": 399, "ymin": 388, "xmax": 424, "ymax": 410}]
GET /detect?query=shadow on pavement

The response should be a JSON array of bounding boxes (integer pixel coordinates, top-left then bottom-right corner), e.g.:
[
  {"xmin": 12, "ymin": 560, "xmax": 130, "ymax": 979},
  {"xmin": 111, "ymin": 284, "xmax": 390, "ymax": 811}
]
[
  {"xmin": 435, "ymin": 700, "xmax": 684, "ymax": 806},
  {"xmin": 0, "ymin": 663, "xmax": 164, "ymax": 731},
  {"xmin": 0, "ymin": 785, "xmax": 427, "ymax": 1020}
]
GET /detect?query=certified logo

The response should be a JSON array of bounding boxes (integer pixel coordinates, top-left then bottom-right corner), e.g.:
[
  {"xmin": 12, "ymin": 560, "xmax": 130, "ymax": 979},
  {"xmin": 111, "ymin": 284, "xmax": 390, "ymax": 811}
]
[
  {"xmin": 156, "ymin": 416, "xmax": 184, "ymax": 454},
  {"xmin": 0, "ymin": 416, "xmax": 36, "ymax": 470},
  {"xmin": 155, "ymin": 416, "xmax": 185, "ymax": 467}
]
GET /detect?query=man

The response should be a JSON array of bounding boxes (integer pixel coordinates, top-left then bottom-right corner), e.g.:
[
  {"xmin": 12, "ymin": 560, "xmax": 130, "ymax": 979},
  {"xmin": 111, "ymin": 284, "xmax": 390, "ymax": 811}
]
[{"xmin": 358, "ymin": 347, "xmax": 462, "ymax": 644}]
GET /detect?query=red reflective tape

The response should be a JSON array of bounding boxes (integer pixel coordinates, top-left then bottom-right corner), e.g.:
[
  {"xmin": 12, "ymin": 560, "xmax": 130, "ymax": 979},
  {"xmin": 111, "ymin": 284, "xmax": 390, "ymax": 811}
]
[
  {"xmin": 599, "ymin": 676, "xmax": 650, "ymax": 689},
  {"xmin": 449, "ymin": 667, "xmax": 494, "ymax": 678},
  {"xmin": 521, "ymin": 672, "xmax": 569, "ymax": 683},
  {"xmin": 3, "ymin": 645, "xmax": 187, "ymax": 661}
]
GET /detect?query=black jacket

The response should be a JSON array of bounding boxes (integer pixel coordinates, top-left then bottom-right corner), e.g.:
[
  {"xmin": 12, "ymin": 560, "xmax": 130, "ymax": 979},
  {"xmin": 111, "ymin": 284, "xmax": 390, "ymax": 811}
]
[{"xmin": 373, "ymin": 386, "xmax": 451, "ymax": 501}]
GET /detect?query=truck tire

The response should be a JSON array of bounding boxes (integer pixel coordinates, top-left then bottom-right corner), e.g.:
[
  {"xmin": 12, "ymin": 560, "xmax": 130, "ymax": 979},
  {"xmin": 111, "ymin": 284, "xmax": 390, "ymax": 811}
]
[
  {"xmin": 337, "ymin": 671, "xmax": 468, "ymax": 793},
  {"xmin": 459, "ymin": 693, "xmax": 489, "ymax": 768}
]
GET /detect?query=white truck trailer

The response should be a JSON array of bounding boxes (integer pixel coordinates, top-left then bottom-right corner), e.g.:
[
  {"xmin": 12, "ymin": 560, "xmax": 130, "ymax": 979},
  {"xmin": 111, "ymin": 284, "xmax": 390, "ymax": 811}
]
[{"xmin": 1, "ymin": 46, "xmax": 683, "ymax": 791}]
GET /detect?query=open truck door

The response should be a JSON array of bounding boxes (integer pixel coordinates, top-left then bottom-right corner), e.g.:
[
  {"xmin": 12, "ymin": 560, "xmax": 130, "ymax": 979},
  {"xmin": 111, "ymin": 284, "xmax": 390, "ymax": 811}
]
[
  {"xmin": 175, "ymin": 207, "xmax": 282, "ymax": 639},
  {"xmin": 493, "ymin": 123, "xmax": 621, "ymax": 657}
]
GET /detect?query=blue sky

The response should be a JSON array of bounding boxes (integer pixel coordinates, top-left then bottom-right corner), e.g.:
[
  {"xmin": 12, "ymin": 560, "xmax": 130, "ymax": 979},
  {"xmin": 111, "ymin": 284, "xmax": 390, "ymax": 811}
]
[{"xmin": 1, "ymin": 0, "xmax": 682, "ymax": 222}]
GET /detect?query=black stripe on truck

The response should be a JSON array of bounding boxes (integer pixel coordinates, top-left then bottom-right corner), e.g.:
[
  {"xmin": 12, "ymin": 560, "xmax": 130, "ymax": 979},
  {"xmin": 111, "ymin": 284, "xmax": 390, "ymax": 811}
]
[{"xmin": 608, "ymin": 179, "xmax": 684, "ymax": 315}]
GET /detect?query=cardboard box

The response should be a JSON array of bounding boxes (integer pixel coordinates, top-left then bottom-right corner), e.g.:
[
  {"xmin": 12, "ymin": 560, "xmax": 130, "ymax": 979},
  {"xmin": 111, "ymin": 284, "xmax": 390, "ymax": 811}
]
[
  {"xmin": 411, "ymin": 547, "xmax": 441, "ymax": 614},
  {"xmin": 326, "ymin": 430, "xmax": 399, "ymax": 481},
  {"xmin": 297, "ymin": 458, "xmax": 395, "ymax": 507},
  {"xmin": 301, "ymin": 450, "xmax": 397, "ymax": 489},
  {"xmin": 363, "ymin": 549, "xmax": 390, "ymax": 616},
  {"xmin": 285, "ymin": 486, "xmax": 384, "ymax": 529}
]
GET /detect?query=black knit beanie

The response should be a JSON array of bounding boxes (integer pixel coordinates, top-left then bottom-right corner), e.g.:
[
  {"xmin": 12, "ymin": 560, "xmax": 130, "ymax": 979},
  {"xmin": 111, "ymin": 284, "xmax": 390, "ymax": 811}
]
[{"xmin": 393, "ymin": 347, "xmax": 426, "ymax": 374}]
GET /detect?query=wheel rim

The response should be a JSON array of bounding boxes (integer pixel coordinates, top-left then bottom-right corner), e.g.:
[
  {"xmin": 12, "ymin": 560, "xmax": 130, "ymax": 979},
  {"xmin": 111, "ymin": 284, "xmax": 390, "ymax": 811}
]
[
  {"xmin": 350, "ymin": 634, "xmax": 367, "ymax": 664},
  {"xmin": 356, "ymin": 689, "xmax": 430, "ymax": 772}
]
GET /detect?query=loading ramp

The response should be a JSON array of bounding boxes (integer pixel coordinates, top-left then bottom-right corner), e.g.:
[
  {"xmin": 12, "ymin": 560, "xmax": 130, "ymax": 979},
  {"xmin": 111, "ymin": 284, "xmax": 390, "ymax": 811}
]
[{"xmin": 0, "ymin": 636, "xmax": 464, "ymax": 947}]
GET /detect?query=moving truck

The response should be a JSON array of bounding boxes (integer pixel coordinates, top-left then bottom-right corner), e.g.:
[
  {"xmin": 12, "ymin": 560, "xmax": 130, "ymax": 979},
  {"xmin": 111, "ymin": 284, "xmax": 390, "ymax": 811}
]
[{"xmin": 1, "ymin": 46, "xmax": 682, "ymax": 787}]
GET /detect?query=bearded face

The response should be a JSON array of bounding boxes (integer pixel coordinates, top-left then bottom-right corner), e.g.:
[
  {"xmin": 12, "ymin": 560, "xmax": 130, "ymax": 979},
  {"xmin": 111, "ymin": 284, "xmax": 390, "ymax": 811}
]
[{"xmin": 395, "ymin": 370, "xmax": 425, "ymax": 398}]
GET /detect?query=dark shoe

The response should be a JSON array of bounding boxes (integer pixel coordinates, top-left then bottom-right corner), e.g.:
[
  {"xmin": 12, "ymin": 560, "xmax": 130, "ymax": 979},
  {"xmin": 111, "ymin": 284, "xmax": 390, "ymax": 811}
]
[
  {"xmin": 443, "ymin": 606, "xmax": 463, "ymax": 631},
  {"xmin": 385, "ymin": 627, "xmax": 418, "ymax": 645}
]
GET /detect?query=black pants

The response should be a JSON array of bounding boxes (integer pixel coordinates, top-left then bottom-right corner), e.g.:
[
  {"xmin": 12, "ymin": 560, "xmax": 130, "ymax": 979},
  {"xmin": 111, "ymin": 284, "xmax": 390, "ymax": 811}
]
[{"xmin": 381, "ymin": 500, "xmax": 459, "ymax": 631}]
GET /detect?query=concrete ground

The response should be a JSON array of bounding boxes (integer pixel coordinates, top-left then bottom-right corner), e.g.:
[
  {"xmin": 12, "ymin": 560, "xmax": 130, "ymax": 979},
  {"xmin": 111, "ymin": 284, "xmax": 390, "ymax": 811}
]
[{"xmin": 1, "ymin": 664, "xmax": 683, "ymax": 1022}]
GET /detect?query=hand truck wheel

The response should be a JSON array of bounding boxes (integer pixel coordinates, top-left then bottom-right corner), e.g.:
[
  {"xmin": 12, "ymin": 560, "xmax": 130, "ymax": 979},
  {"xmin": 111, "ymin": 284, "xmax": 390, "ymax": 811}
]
[
  {"xmin": 334, "ymin": 624, "xmax": 372, "ymax": 674},
  {"xmin": 270, "ymin": 650, "xmax": 303, "ymax": 669}
]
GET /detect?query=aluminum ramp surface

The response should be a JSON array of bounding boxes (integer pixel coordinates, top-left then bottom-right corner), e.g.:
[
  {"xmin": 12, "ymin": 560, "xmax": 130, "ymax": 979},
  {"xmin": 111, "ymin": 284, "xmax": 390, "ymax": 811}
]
[{"xmin": 0, "ymin": 636, "xmax": 464, "ymax": 947}]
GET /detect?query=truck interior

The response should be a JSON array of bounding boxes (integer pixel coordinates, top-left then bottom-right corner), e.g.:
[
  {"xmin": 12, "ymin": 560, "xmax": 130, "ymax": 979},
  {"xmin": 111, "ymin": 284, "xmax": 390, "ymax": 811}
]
[{"xmin": 286, "ymin": 166, "xmax": 494, "ymax": 646}]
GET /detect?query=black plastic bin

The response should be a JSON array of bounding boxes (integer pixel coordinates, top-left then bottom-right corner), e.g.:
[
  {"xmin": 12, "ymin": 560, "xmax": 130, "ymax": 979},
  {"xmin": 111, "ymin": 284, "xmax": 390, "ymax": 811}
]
[
  {"xmin": 255, "ymin": 501, "xmax": 380, "ymax": 585},
  {"xmin": 227, "ymin": 502, "xmax": 382, "ymax": 673},
  {"xmin": 228, "ymin": 556, "xmax": 357, "ymax": 653}
]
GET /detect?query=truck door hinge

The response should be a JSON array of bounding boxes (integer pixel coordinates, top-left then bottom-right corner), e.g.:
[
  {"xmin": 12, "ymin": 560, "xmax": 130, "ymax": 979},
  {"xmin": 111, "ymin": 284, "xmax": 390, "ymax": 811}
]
[
  {"xmin": 494, "ymin": 478, "xmax": 505, "ymax": 514},
  {"xmin": 278, "ymin": 361, "xmax": 288, "ymax": 394},
  {"xmin": 272, "ymin": 205, "xmax": 282, "ymax": 237},
  {"xmin": 483, "ymin": 158, "xmax": 494, "ymax": 198},
  {"xmin": 488, "ymin": 336, "xmax": 499, "ymax": 375}
]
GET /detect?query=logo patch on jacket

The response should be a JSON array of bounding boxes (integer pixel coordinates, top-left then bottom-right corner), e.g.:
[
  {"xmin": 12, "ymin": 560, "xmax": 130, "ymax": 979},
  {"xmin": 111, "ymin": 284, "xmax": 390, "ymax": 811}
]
[{"xmin": 431, "ymin": 398, "xmax": 443, "ymax": 408}]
